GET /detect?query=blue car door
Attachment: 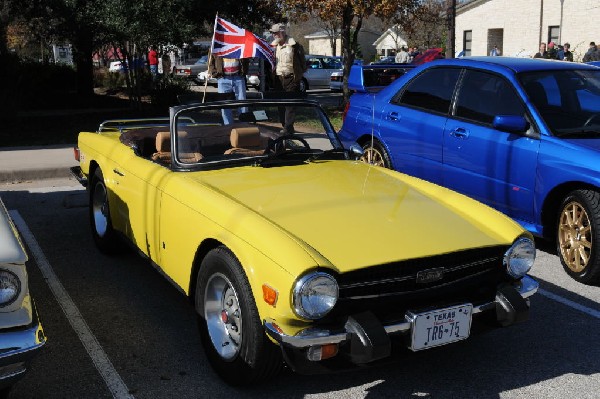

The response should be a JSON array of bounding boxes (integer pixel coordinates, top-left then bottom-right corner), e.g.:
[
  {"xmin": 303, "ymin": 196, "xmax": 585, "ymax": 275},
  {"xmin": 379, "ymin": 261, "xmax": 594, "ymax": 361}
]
[
  {"xmin": 442, "ymin": 69, "xmax": 540, "ymax": 224},
  {"xmin": 378, "ymin": 67, "xmax": 461, "ymax": 184}
]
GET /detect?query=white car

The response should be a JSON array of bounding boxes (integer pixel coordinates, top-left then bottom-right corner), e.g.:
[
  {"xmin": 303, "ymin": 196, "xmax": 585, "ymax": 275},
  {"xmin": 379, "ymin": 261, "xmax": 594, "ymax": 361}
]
[{"xmin": 0, "ymin": 198, "xmax": 46, "ymax": 393}]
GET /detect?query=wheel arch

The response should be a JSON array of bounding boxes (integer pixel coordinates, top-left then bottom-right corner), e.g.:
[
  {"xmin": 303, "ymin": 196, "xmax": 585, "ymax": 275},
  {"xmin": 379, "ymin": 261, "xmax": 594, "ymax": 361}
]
[
  {"xmin": 188, "ymin": 238, "xmax": 223, "ymax": 304},
  {"xmin": 541, "ymin": 181, "xmax": 600, "ymax": 240}
]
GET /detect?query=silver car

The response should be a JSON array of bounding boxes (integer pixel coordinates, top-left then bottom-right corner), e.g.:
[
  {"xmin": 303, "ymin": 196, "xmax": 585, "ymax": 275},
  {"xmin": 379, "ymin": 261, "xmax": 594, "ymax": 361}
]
[
  {"xmin": 300, "ymin": 55, "xmax": 342, "ymax": 92},
  {"xmin": 175, "ymin": 55, "xmax": 208, "ymax": 82},
  {"xmin": 0, "ymin": 198, "xmax": 46, "ymax": 394}
]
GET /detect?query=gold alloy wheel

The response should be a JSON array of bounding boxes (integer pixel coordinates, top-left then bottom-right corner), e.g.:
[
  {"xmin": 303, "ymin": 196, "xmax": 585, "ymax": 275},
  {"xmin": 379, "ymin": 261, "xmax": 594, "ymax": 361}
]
[
  {"xmin": 360, "ymin": 145, "xmax": 386, "ymax": 167},
  {"xmin": 558, "ymin": 201, "xmax": 593, "ymax": 273}
]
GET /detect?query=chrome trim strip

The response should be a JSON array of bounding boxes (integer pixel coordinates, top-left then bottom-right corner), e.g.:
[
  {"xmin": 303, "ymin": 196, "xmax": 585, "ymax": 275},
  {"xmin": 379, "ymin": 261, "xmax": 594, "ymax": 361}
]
[{"xmin": 264, "ymin": 276, "xmax": 539, "ymax": 349}]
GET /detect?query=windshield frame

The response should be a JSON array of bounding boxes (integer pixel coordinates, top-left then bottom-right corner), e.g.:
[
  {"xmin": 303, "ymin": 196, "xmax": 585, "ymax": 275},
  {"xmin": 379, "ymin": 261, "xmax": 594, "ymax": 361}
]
[{"xmin": 169, "ymin": 99, "xmax": 343, "ymax": 171}]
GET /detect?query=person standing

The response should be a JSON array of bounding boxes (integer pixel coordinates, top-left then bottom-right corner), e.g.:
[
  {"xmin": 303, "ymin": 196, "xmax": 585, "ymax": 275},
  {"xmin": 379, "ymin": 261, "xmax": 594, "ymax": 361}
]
[
  {"xmin": 562, "ymin": 43, "xmax": 573, "ymax": 62},
  {"xmin": 583, "ymin": 42, "xmax": 598, "ymax": 62},
  {"xmin": 534, "ymin": 42, "xmax": 548, "ymax": 59},
  {"xmin": 270, "ymin": 23, "xmax": 307, "ymax": 134},
  {"xmin": 395, "ymin": 47, "xmax": 409, "ymax": 63},
  {"xmin": 148, "ymin": 46, "xmax": 159, "ymax": 77},
  {"xmin": 208, "ymin": 53, "xmax": 249, "ymax": 125},
  {"xmin": 489, "ymin": 45, "xmax": 500, "ymax": 56},
  {"xmin": 546, "ymin": 42, "xmax": 558, "ymax": 59}
]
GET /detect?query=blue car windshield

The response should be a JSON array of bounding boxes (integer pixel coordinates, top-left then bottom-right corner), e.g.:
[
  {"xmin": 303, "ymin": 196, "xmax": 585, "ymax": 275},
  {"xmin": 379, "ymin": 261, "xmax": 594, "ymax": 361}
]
[{"xmin": 519, "ymin": 69, "xmax": 600, "ymax": 136}]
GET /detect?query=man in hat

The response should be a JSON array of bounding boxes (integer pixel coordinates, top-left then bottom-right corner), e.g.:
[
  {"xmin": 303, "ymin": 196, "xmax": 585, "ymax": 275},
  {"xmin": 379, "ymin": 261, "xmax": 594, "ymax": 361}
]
[{"xmin": 270, "ymin": 23, "xmax": 307, "ymax": 134}]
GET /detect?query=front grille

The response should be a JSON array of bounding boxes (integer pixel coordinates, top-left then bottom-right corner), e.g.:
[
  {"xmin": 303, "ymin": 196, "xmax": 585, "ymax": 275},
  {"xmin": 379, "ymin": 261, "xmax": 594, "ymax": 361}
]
[{"xmin": 325, "ymin": 246, "xmax": 511, "ymax": 322}]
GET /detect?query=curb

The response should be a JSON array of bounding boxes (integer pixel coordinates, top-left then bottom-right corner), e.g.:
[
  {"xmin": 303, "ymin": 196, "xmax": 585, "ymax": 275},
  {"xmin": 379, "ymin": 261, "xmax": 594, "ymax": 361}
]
[{"xmin": 0, "ymin": 167, "xmax": 75, "ymax": 183}]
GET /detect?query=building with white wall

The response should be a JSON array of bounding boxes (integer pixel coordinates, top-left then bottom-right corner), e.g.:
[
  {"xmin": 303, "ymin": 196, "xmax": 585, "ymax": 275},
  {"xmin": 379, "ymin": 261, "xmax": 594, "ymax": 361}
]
[
  {"xmin": 455, "ymin": 0, "xmax": 600, "ymax": 61},
  {"xmin": 304, "ymin": 29, "xmax": 380, "ymax": 62}
]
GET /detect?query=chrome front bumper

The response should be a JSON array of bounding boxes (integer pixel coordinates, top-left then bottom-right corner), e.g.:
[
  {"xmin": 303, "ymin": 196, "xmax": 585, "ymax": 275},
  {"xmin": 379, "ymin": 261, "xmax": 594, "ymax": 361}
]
[
  {"xmin": 265, "ymin": 275, "xmax": 538, "ymax": 350},
  {"xmin": 0, "ymin": 299, "xmax": 46, "ymax": 389}
]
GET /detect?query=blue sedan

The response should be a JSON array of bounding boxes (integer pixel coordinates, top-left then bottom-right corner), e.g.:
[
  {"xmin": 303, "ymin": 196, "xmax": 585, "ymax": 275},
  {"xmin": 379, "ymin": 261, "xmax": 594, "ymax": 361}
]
[{"xmin": 339, "ymin": 57, "xmax": 600, "ymax": 285}]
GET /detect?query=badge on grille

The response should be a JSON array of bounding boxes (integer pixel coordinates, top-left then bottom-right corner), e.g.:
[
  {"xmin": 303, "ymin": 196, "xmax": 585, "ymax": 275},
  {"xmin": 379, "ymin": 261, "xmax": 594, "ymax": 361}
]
[{"xmin": 416, "ymin": 268, "xmax": 445, "ymax": 283}]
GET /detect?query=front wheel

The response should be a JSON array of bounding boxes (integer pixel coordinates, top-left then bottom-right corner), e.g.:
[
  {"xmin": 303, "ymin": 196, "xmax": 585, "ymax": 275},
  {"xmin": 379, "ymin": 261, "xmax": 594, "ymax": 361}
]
[
  {"xmin": 556, "ymin": 189, "xmax": 600, "ymax": 285},
  {"xmin": 360, "ymin": 139, "xmax": 392, "ymax": 169},
  {"xmin": 89, "ymin": 168, "xmax": 122, "ymax": 254},
  {"xmin": 195, "ymin": 247, "xmax": 282, "ymax": 385}
]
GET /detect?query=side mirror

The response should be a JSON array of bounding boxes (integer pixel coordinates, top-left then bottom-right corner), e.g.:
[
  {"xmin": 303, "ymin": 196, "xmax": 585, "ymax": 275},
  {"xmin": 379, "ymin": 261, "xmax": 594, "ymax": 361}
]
[
  {"xmin": 493, "ymin": 115, "xmax": 530, "ymax": 134},
  {"xmin": 348, "ymin": 144, "xmax": 364, "ymax": 160}
]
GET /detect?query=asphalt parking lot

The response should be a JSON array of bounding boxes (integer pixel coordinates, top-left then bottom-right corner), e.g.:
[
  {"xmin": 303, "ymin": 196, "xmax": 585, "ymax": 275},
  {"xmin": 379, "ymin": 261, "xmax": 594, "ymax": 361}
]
[{"xmin": 0, "ymin": 177, "xmax": 599, "ymax": 399}]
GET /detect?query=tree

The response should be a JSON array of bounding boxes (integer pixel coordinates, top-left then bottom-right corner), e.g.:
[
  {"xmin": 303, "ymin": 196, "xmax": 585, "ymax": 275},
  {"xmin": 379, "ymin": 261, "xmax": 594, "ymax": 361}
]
[{"xmin": 275, "ymin": 0, "xmax": 419, "ymax": 102}]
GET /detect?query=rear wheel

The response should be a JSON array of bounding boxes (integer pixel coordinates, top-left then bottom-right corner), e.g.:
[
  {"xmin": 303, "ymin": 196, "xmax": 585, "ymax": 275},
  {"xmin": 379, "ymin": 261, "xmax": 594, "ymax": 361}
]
[
  {"xmin": 299, "ymin": 78, "xmax": 308, "ymax": 93},
  {"xmin": 195, "ymin": 247, "xmax": 282, "ymax": 385},
  {"xmin": 360, "ymin": 139, "xmax": 392, "ymax": 169},
  {"xmin": 89, "ymin": 168, "xmax": 122, "ymax": 254},
  {"xmin": 556, "ymin": 189, "xmax": 600, "ymax": 285}
]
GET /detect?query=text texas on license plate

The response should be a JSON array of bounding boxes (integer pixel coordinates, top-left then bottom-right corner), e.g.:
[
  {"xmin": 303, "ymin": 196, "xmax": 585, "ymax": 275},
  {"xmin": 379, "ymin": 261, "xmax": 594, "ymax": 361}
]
[{"xmin": 407, "ymin": 304, "xmax": 473, "ymax": 351}]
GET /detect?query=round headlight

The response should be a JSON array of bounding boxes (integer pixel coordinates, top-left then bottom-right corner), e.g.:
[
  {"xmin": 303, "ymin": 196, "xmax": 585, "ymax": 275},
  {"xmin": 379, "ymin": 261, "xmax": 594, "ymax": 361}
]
[
  {"xmin": 293, "ymin": 272, "xmax": 338, "ymax": 320},
  {"xmin": 504, "ymin": 237, "xmax": 536, "ymax": 278},
  {"xmin": 0, "ymin": 269, "xmax": 21, "ymax": 307}
]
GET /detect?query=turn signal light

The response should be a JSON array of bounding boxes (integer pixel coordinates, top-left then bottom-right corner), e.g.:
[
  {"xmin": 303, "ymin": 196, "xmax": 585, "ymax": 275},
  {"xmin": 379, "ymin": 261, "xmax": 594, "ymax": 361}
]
[
  {"xmin": 73, "ymin": 147, "xmax": 80, "ymax": 161},
  {"xmin": 262, "ymin": 284, "xmax": 278, "ymax": 306},
  {"xmin": 306, "ymin": 344, "xmax": 339, "ymax": 361}
]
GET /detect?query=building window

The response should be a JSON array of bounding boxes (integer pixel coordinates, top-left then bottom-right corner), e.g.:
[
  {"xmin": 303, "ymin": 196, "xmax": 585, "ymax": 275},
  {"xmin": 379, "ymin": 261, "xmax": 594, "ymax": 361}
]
[
  {"xmin": 463, "ymin": 30, "xmax": 472, "ymax": 56},
  {"xmin": 548, "ymin": 26, "xmax": 559, "ymax": 44}
]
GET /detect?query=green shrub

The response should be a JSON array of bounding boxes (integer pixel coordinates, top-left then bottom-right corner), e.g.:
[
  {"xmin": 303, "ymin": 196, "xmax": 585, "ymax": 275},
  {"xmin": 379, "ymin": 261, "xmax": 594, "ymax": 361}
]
[{"xmin": 150, "ymin": 76, "xmax": 191, "ymax": 109}]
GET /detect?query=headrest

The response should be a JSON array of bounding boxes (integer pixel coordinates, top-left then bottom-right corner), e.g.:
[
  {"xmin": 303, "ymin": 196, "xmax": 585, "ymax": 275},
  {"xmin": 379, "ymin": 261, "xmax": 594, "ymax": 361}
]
[
  {"xmin": 156, "ymin": 131, "xmax": 170, "ymax": 152},
  {"xmin": 230, "ymin": 127, "xmax": 261, "ymax": 148}
]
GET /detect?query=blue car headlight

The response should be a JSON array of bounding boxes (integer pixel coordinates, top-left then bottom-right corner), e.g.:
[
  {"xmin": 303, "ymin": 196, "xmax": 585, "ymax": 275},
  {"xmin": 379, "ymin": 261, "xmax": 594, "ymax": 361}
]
[
  {"xmin": 293, "ymin": 272, "xmax": 338, "ymax": 320},
  {"xmin": 503, "ymin": 237, "xmax": 536, "ymax": 278},
  {"xmin": 0, "ymin": 269, "xmax": 21, "ymax": 307}
]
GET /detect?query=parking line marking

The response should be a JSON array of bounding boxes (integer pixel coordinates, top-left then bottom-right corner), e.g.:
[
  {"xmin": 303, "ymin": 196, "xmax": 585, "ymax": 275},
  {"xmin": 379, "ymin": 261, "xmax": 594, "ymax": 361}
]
[
  {"xmin": 538, "ymin": 288, "xmax": 600, "ymax": 320},
  {"xmin": 9, "ymin": 211, "xmax": 134, "ymax": 399}
]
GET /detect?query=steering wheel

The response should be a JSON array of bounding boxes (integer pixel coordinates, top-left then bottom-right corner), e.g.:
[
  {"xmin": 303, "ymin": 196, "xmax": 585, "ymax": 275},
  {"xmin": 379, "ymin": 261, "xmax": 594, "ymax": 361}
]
[
  {"xmin": 584, "ymin": 112, "xmax": 600, "ymax": 127},
  {"xmin": 266, "ymin": 134, "xmax": 311, "ymax": 155}
]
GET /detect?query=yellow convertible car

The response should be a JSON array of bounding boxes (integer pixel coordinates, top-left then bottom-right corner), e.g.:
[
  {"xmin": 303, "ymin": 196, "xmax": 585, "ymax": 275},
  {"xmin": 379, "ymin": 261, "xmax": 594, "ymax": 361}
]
[{"xmin": 73, "ymin": 99, "xmax": 538, "ymax": 385}]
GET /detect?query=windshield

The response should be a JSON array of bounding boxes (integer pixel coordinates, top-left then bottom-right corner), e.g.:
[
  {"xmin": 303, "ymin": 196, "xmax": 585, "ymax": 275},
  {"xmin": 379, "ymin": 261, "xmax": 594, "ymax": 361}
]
[
  {"xmin": 172, "ymin": 101, "xmax": 341, "ymax": 168},
  {"xmin": 519, "ymin": 69, "xmax": 600, "ymax": 136}
]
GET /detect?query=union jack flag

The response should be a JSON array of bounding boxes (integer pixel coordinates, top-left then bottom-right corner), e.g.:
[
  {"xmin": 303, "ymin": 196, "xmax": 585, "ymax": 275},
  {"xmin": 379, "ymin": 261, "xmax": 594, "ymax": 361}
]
[{"xmin": 211, "ymin": 17, "xmax": 275, "ymax": 69}]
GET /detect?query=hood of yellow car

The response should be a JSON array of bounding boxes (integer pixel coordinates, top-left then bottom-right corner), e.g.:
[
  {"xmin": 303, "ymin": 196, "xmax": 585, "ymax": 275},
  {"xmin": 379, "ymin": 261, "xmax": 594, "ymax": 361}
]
[{"xmin": 191, "ymin": 160, "xmax": 524, "ymax": 273}]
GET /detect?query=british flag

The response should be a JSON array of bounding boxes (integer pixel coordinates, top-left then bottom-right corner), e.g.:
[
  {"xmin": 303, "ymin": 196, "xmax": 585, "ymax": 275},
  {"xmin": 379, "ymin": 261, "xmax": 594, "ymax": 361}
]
[{"xmin": 211, "ymin": 17, "xmax": 275, "ymax": 69}]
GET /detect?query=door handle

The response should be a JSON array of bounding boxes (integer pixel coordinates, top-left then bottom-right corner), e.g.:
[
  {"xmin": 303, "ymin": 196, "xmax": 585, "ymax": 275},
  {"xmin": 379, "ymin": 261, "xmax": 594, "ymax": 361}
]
[
  {"xmin": 113, "ymin": 168, "xmax": 125, "ymax": 176},
  {"xmin": 450, "ymin": 128, "xmax": 469, "ymax": 139}
]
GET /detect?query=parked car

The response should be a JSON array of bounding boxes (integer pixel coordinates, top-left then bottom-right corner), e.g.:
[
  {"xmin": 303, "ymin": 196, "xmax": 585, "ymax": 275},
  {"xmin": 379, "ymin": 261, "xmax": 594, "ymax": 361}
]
[
  {"xmin": 0, "ymin": 198, "xmax": 46, "ymax": 394},
  {"xmin": 175, "ymin": 55, "xmax": 208, "ymax": 81},
  {"xmin": 330, "ymin": 64, "xmax": 416, "ymax": 92},
  {"xmin": 339, "ymin": 57, "xmax": 600, "ymax": 285},
  {"xmin": 108, "ymin": 60, "xmax": 125, "ymax": 73},
  {"xmin": 300, "ymin": 55, "xmax": 342, "ymax": 92},
  {"xmin": 195, "ymin": 70, "xmax": 217, "ymax": 86},
  {"xmin": 72, "ymin": 98, "xmax": 537, "ymax": 385}
]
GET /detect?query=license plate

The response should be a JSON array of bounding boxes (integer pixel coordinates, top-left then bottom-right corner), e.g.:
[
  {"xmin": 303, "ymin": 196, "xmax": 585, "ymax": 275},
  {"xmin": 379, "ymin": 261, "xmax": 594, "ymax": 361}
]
[{"xmin": 407, "ymin": 304, "xmax": 472, "ymax": 351}]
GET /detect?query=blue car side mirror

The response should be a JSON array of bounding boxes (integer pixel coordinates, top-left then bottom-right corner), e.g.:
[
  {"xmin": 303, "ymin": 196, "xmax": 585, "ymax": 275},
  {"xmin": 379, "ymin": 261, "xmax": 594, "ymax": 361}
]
[{"xmin": 493, "ymin": 115, "xmax": 529, "ymax": 134}]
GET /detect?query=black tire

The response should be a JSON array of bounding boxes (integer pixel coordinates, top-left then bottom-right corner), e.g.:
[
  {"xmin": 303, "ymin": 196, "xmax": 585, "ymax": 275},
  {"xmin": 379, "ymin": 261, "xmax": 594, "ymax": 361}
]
[
  {"xmin": 556, "ymin": 189, "xmax": 600, "ymax": 285},
  {"xmin": 89, "ymin": 168, "xmax": 122, "ymax": 254},
  {"xmin": 195, "ymin": 247, "xmax": 283, "ymax": 385},
  {"xmin": 299, "ymin": 78, "xmax": 308, "ymax": 93},
  {"xmin": 360, "ymin": 139, "xmax": 392, "ymax": 169}
]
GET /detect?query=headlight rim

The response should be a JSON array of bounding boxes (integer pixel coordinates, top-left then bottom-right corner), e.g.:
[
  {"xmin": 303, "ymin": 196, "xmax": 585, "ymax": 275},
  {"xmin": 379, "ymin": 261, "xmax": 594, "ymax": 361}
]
[
  {"xmin": 503, "ymin": 237, "xmax": 536, "ymax": 279},
  {"xmin": 292, "ymin": 271, "xmax": 339, "ymax": 321},
  {"xmin": 0, "ymin": 268, "xmax": 21, "ymax": 307}
]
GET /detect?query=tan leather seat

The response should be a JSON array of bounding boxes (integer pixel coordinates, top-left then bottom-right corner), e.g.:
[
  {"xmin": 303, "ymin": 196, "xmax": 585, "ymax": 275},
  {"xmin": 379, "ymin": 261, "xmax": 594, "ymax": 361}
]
[
  {"xmin": 151, "ymin": 131, "xmax": 203, "ymax": 164},
  {"xmin": 224, "ymin": 127, "xmax": 265, "ymax": 156}
]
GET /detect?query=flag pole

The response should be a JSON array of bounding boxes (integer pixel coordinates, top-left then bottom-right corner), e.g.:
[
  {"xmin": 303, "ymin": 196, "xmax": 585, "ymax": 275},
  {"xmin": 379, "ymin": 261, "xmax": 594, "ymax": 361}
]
[{"xmin": 203, "ymin": 13, "xmax": 219, "ymax": 103}]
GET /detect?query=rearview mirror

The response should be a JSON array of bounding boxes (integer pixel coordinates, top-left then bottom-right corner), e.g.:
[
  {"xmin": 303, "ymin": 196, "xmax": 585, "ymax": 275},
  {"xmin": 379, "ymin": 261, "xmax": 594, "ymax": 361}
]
[{"xmin": 349, "ymin": 143, "xmax": 364, "ymax": 160}]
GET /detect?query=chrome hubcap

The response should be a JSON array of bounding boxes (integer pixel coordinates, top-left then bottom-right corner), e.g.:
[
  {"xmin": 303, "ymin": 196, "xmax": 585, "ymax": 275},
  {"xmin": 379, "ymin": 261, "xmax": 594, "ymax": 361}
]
[
  {"xmin": 92, "ymin": 182, "xmax": 109, "ymax": 237},
  {"xmin": 360, "ymin": 146, "xmax": 385, "ymax": 167},
  {"xmin": 559, "ymin": 201, "xmax": 593, "ymax": 273},
  {"xmin": 204, "ymin": 273, "xmax": 242, "ymax": 360}
]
